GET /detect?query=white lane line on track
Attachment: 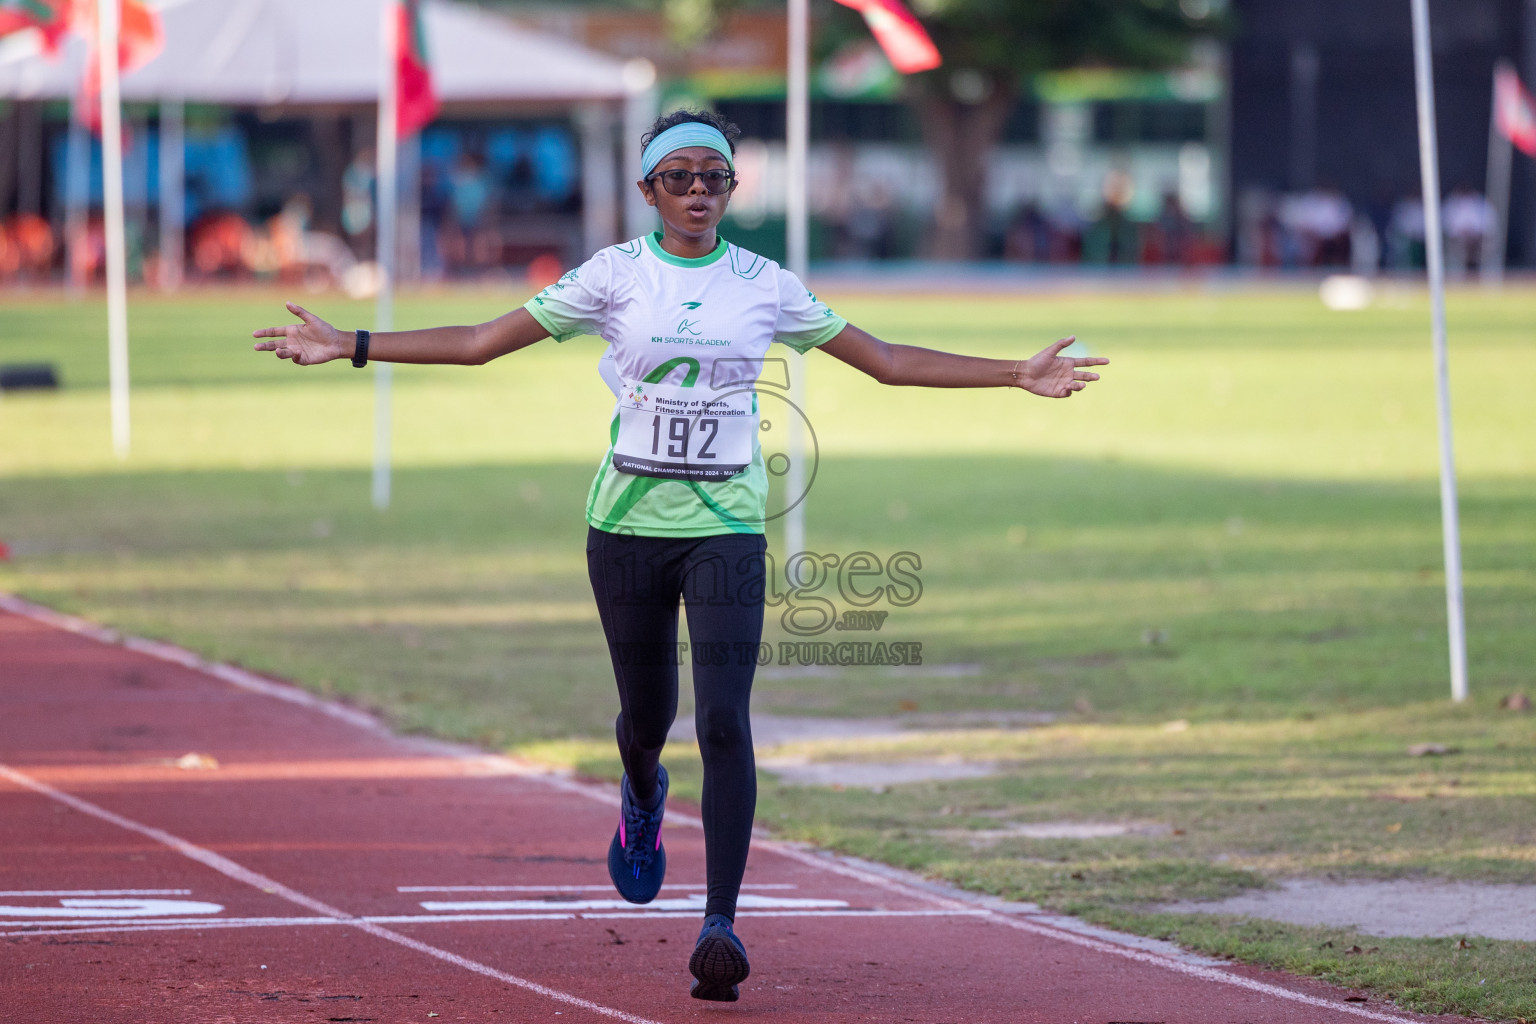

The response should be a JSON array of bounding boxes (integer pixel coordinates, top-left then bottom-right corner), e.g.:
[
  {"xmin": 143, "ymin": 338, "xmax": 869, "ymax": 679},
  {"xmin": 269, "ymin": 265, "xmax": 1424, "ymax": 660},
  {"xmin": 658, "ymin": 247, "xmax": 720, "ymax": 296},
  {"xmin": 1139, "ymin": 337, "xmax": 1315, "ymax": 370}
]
[
  {"xmin": 421, "ymin": 895, "xmax": 846, "ymax": 912},
  {"xmin": 5, "ymin": 907, "xmax": 988, "ymax": 935},
  {"xmin": 2, "ymin": 919, "xmax": 345, "ymax": 939},
  {"xmin": 0, "ymin": 897, "xmax": 223, "ymax": 918},
  {"xmin": 0, "ymin": 762, "xmax": 665, "ymax": 1024},
  {"xmin": 3, "ymin": 908, "xmax": 992, "ymax": 943},
  {"xmin": 1, "ymin": 593, "xmax": 1436, "ymax": 1024},
  {"xmin": 0, "ymin": 889, "xmax": 192, "ymax": 897},
  {"xmin": 582, "ymin": 909, "xmax": 991, "ymax": 920},
  {"xmin": 397, "ymin": 883, "xmax": 799, "ymax": 892}
]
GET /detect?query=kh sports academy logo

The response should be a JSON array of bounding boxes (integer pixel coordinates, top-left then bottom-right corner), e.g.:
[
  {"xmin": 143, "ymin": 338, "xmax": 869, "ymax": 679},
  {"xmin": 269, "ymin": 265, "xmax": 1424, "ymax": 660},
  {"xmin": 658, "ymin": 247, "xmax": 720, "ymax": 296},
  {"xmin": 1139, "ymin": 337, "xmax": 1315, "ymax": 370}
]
[{"xmin": 677, "ymin": 300, "xmax": 704, "ymax": 335}]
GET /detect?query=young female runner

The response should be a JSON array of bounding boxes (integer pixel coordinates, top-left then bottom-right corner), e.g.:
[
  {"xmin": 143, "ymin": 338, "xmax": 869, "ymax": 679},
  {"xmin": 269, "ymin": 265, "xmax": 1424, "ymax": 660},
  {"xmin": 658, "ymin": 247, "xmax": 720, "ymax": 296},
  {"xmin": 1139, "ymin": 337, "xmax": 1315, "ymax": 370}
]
[{"xmin": 253, "ymin": 109, "xmax": 1107, "ymax": 1002}]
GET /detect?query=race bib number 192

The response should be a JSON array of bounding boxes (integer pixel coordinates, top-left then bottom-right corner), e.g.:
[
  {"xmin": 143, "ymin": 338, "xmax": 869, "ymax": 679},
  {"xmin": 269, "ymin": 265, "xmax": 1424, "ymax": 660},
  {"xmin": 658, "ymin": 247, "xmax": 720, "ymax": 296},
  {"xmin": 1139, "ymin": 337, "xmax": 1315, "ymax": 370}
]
[{"xmin": 611, "ymin": 379, "xmax": 753, "ymax": 482}]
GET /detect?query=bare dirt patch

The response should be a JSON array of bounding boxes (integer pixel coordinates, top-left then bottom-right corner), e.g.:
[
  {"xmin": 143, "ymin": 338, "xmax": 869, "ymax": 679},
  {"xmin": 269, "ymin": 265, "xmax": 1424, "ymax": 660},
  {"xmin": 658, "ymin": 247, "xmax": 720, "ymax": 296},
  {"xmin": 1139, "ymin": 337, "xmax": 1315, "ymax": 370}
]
[
  {"xmin": 756, "ymin": 756, "xmax": 1001, "ymax": 788},
  {"xmin": 669, "ymin": 710, "xmax": 1057, "ymax": 748},
  {"xmin": 1157, "ymin": 879, "xmax": 1536, "ymax": 941}
]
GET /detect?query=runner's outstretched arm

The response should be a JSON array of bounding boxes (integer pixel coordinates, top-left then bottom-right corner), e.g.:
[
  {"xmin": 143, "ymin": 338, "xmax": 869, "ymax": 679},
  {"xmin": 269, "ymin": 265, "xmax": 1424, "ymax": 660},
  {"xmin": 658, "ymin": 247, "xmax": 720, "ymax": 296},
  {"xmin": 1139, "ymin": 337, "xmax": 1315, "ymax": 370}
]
[
  {"xmin": 817, "ymin": 324, "xmax": 1107, "ymax": 398},
  {"xmin": 252, "ymin": 302, "xmax": 548, "ymax": 366}
]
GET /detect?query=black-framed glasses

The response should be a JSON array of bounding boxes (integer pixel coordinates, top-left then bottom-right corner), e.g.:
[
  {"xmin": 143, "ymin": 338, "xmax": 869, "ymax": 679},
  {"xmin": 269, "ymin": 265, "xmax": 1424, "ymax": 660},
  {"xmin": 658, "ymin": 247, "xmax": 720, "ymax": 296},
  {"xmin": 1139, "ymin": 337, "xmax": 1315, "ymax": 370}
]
[{"xmin": 646, "ymin": 168, "xmax": 737, "ymax": 196}]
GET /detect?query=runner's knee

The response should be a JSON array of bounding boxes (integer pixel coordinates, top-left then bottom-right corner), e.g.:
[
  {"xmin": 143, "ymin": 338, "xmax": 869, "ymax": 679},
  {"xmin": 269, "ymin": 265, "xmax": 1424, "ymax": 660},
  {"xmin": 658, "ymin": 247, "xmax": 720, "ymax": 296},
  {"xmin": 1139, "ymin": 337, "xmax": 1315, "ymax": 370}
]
[{"xmin": 693, "ymin": 702, "xmax": 751, "ymax": 758}]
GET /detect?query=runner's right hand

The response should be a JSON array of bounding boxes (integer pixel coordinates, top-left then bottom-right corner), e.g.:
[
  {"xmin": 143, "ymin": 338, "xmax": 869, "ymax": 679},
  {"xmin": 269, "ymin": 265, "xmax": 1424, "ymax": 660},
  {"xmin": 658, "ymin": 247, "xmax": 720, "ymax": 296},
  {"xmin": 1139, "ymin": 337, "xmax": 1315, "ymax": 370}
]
[{"xmin": 252, "ymin": 302, "xmax": 350, "ymax": 366}]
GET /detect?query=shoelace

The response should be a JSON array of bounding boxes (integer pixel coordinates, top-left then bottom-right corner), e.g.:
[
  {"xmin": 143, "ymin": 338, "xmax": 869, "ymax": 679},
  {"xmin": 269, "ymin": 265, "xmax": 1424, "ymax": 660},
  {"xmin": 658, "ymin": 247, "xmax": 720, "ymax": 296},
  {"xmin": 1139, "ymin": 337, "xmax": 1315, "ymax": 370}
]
[{"xmin": 622, "ymin": 800, "xmax": 663, "ymax": 877}]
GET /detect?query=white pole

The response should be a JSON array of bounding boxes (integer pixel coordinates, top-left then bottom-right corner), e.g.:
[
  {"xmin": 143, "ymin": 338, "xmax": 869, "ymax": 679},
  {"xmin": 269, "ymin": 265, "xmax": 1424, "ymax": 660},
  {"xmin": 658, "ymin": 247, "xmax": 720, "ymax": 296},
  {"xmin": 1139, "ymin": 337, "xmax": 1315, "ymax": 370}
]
[
  {"xmin": 1410, "ymin": 0, "xmax": 1469, "ymax": 702},
  {"xmin": 578, "ymin": 101, "xmax": 618, "ymax": 255},
  {"xmin": 784, "ymin": 0, "xmax": 809, "ymax": 559},
  {"xmin": 373, "ymin": 0, "xmax": 398, "ymax": 511},
  {"xmin": 158, "ymin": 96, "xmax": 184, "ymax": 292},
  {"xmin": 621, "ymin": 69, "xmax": 658, "ymax": 240},
  {"xmin": 1481, "ymin": 62, "xmax": 1513, "ymax": 284},
  {"xmin": 99, "ymin": 0, "xmax": 131, "ymax": 459}
]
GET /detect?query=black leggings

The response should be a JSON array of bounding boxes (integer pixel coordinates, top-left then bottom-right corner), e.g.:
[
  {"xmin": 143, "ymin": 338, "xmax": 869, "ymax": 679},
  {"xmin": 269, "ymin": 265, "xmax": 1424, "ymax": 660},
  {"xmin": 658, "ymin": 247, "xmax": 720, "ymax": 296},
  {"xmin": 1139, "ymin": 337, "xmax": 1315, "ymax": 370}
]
[{"xmin": 586, "ymin": 526, "xmax": 767, "ymax": 921}]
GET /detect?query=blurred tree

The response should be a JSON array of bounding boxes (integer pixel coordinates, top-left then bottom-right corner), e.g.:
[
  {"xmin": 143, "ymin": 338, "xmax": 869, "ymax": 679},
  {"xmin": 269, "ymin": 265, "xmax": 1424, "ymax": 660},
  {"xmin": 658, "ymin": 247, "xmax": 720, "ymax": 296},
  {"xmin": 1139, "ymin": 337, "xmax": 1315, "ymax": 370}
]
[
  {"xmin": 673, "ymin": 0, "xmax": 1221, "ymax": 259},
  {"xmin": 487, "ymin": 0, "xmax": 1222, "ymax": 258},
  {"xmin": 847, "ymin": 0, "xmax": 1223, "ymax": 259}
]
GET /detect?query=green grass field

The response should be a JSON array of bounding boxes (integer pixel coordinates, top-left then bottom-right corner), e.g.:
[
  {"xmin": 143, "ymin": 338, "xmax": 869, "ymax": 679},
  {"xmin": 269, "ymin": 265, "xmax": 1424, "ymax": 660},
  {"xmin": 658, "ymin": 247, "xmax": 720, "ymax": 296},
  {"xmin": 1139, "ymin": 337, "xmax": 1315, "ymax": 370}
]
[{"xmin": 2, "ymin": 282, "xmax": 1532, "ymax": 1018}]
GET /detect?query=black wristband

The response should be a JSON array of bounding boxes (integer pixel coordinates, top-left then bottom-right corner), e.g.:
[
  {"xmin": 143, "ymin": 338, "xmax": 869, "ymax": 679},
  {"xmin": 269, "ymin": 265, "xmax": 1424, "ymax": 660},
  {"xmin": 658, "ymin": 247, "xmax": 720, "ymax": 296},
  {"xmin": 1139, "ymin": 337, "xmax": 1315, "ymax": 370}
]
[{"xmin": 352, "ymin": 329, "xmax": 370, "ymax": 368}]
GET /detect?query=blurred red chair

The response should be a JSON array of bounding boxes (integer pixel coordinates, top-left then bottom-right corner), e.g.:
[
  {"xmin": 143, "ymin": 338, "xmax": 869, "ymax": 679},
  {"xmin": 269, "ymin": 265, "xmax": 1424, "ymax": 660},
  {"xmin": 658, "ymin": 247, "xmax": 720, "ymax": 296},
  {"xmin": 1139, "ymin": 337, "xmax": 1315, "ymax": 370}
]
[
  {"xmin": 189, "ymin": 211, "xmax": 254, "ymax": 278},
  {"xmin": 1, "ymin": 213, "xmax": 57, "ymax": 279},
  {"xmin": 0, "ymin": 223, "xmax": 14, "ymax": 278}
]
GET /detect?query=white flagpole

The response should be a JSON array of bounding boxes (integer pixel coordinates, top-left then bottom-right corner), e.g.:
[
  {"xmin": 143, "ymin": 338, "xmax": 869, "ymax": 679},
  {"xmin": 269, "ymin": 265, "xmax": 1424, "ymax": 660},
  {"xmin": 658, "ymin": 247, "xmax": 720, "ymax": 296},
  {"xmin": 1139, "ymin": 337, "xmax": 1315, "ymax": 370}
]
[
  {"xmin": 784, "ymin": 0, "xmax": 809, "ymax": 558},
  {"xmin": 99, "ymin": 0, "xmax": 131, "ymax": 459},
  {"xmin": 373, "ymin": 0, "xmax": 399, "ymax": 511},
  {"xmin": 1410, "ymin": 0, "xmax": 1469, "ymax": 702},
  {"xmin": 1481, "ymin": 62, "xmax": 1513, "ymax": 284}
]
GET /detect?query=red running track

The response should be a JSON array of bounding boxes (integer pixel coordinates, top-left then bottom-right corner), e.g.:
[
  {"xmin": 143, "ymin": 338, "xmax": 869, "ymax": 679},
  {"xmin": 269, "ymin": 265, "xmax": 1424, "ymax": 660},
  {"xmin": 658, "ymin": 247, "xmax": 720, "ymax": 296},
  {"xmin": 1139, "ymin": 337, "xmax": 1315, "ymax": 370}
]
[{"xmin": 0, "ymin": 597, "xmax": 1470, "ymax": 1024}]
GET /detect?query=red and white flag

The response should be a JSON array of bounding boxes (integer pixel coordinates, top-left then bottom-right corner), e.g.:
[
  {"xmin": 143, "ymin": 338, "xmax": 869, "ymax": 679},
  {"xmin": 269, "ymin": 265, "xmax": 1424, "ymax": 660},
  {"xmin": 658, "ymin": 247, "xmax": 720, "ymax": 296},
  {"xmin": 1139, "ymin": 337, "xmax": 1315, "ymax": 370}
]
[
  {"xmin": 831, "ymin": 0, "xmax": 941, "ymax": 75},
  {"xmin": 0, "ymin": 0, "xmax": 70, "ymax": 50},
  {"xmin": 1495, "ymin": 64, "xmax": 1536, "ymax": 157},
  {"xmin": 75, "ymin": 0, "xmax": 164, "ymax": 130},
  {"xmin": 394, "ymin": 0, "xmax": 438, "ymax": 137}
]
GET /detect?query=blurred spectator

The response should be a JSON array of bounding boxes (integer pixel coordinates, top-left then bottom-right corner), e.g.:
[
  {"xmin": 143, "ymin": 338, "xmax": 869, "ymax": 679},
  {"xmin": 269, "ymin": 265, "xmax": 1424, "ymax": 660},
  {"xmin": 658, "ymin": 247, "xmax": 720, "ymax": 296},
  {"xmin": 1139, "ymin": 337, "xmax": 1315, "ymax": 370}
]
[
  {"xmin": 1349, "ymin": 212, "xmax": 1381, "ymax": 276},
  {"xmin": 1442, "ymin": 185, "xmax": 1492, "ymax": 276},
  {"xmin": 1083, "ymin": 169, "xmax": 1138, "ymax": 265},
  {"xmin": 67, "ymin": 215, "xmax": 108, "ymax": 283},
  {"xmin": 182, "ymin": 127, "xmax": 255, "ymax": 226},
  {"xmin": 1234, "ymin": 186, "xmax": 1273, "ymax": 266},
  {"xmin": 1279, "ymin": 184, "xmax": 1353, "ymax": 266},
  {"xmin": 488, "ymin": 129, "xmax": 536, "ymax": 214},
  {"xmin": 529, "ymin": 125, "xmax": 579, "ymax": 210},
  {"xmin": 442, "ymin": 151, "xmax": 497, "ymax": 272},
  {"xmin": 237, "ymin": 195, "xmax": 358, "ymax": 288},
  {"xmin": 420, "ymin": 162, "xmax": 449, "ymax": 281},
  {"xmin": 1143, "ymin": 190, "xmax": 1193, "ymax": 265},
  {"xmin": 1003, "ymin": 201, "xmax": 1049, "ymax": 262},
  {"xmin": 1044, "ymin": 199, "xmax": 1085, "ymax": 262},
  {"xmin": 823, "ymin": 145, "xmax": 858, "ymax": 258},
  {"xmin": 483, "ymin": 125, "xmax": 576, "ymax": 214},
  {"xmin": 342, "ymin": 147, "xmax": 376, "ymax": 256},
  {"xmin": 840, "ymin": 181, "xmax": 896, "ymax": 260},
  {"xmin": 256, "ymin": 194, "xmax": 311, "ymax": 282},
  {"xmin": 1387, "ymin": 194, "xmax": 1425, "ymax": 269}
]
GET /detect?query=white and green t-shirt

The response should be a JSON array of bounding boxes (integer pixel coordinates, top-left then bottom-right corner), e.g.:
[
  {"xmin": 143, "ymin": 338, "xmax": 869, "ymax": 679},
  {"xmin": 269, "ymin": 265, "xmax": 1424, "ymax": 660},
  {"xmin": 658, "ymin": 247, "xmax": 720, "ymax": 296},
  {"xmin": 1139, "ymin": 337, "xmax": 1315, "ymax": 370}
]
[{"xmin": 523, "ymin": 233, "xmax": 847, "ymax": 537}]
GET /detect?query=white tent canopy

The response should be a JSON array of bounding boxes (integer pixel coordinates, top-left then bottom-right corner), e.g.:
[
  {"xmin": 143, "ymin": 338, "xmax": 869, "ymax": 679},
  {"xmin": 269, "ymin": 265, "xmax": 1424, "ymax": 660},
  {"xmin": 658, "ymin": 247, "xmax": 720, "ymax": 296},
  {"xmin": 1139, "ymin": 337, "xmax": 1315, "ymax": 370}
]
[
  {"xmin": 0, "ymin": 0, "xmax": 648, "ymax": 105},
  {"xmin": 0, "ymin": 0, "xmax": 659, "ymax": 259}
]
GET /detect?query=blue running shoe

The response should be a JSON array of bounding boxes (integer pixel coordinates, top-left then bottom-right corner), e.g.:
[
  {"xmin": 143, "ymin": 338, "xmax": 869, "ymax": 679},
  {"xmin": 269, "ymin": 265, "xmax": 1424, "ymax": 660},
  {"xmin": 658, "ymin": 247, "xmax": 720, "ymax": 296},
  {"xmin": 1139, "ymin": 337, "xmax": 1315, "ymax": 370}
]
[
  {"xmin": 689, "ymin": 913, "xmax": 750, "ymax": 1002},
  {"xmin": 607, "ymin": 765, "xmax": 667, "ymax": 904}
]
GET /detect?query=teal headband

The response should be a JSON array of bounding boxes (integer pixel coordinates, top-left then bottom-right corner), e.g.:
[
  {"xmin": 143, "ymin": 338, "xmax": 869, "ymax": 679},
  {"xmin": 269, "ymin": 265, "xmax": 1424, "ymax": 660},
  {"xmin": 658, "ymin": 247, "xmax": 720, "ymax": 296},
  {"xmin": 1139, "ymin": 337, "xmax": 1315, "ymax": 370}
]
[{"xmin": 641, "ymin": 123, "xmax": 734, "ymax": 178}]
